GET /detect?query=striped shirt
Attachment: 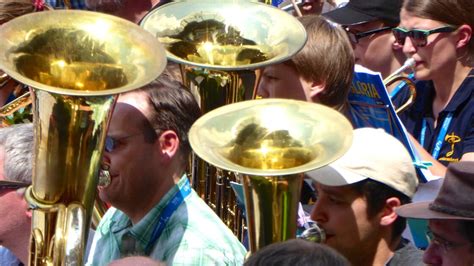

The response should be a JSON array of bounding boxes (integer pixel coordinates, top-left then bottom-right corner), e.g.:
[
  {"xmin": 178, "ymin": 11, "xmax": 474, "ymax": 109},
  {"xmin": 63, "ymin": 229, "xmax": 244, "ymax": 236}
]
[{"xmin": 86, "ymin": 175, "xmax": 246, "ymax": 266}]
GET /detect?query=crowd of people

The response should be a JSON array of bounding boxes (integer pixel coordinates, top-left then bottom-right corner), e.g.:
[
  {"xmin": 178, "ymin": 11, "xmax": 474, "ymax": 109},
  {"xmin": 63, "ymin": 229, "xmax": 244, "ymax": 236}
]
[{"xmin": 0, "ymin": 0, "xmax": 473, "ymax": 265}]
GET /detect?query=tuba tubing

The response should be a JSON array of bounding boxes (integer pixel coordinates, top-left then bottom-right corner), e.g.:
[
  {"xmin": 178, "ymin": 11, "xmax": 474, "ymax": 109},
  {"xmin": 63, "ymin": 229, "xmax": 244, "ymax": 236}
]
[{"xmin": 0, "ymin": 10, "xmax": 166, "ymax": 265}]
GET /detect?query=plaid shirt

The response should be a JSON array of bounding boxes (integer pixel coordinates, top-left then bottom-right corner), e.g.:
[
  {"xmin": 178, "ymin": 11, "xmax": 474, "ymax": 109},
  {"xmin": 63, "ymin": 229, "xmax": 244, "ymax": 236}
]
[
  {"xmin": 86, "ymin": 175, "xmax": 246, "ymax": 266},
  {"xmin": 45, "ymin": 0, "xmax": 87, "ymax": 9}
]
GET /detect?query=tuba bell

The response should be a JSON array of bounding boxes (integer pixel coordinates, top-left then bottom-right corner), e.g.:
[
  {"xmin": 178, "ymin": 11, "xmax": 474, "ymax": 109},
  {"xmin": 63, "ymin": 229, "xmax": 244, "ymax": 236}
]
[
  {"xmin": 140, "ymin": 0, "xmax": 307, "ymax": 239},
  {"xmin": 189, "ymin": 98, "xmax": 353, "ymax": 253},
  {"xmin": 0, "ymin": 10, "xmax": 166, "ymax": 265}
]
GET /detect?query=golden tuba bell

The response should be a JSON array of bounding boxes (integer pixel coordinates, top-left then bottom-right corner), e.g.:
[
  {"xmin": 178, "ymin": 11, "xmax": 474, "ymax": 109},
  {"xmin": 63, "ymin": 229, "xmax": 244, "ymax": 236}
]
[
  {"xmin": 189, "ymin": 98, "xmax": 353, "ymax": 253},
  {"xmin": 140, "ymin": 0, "xmax": 307, "ymax": 239},
  {"xmin": 0, "ymin": 10, "xmax": 166, "ymax": 265}
]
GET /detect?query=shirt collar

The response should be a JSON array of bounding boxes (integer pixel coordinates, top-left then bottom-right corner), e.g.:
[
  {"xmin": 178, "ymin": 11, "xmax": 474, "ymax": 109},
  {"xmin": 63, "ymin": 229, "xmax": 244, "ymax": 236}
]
[{"xmin": 108, "ymin": 174, "xmax": 190, "ymax": 252}]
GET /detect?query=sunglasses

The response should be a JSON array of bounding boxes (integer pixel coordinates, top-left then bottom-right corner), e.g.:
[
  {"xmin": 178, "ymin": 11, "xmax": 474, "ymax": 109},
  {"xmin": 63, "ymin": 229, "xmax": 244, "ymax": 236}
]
[
  {"xmin": 392, "ymin": 26, "xmax": 457, "ymax": 47},
  {"xmin": 0, "ymin": 180, "xmax": 30, "ymax": 192},
  {"xmin": 345, "ymin": 26, "xmax": 393, "ymax": 44},
  {"xmin": 105, "ymin": 131, "xmax": 153, "ymax": 153}
]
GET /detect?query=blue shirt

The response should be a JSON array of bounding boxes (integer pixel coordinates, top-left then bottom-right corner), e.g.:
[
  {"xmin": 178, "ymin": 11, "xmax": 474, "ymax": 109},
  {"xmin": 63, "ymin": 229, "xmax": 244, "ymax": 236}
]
[
  {"xmin": 45, "ymin": 0, "xmax": 87, "ymax": 9},
  {"xmin": 399, "ymin": 69, "xmax": 474, "ymax": 165}
]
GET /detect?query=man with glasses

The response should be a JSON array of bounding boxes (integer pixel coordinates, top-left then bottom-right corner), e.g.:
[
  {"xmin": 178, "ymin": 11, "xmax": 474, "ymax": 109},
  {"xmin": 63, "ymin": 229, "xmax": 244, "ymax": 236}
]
[
  {"xmin": 396, "ymin": 162, "xmax": 474, "ymax": 265},
  {"xmin": 322, "ymin": 0, "xmax": 408, "ymax": 92},
  {"xmin": 0, "ymin": 123, "xmax": 33, "ymax": 265},
  {"xmin": 87, "ymin": 73, "xmax": 246, "ymax": 265}
]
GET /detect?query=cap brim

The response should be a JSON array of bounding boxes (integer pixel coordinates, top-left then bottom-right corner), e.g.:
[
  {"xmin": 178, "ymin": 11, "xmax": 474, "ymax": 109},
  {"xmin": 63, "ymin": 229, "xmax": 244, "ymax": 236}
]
[
  {"xmin": 323, "ymin": 6, "xmax": 376, "ymax": 26},
  {"xmin": 306, "ymin": 165, "xmax": 367, "ymax": 187},
  {"xmin": 396, "ymin": 202, "xmax": 474, "ymax": 220}
]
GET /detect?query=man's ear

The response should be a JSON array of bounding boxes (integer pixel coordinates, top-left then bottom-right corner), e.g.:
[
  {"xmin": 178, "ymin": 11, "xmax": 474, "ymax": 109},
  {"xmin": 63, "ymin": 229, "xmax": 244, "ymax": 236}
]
[
  {"xmin": 309, "ymin": 81, "xmax": 326, "ymax": 99},
  {"xmin": 158, "ymin": 130, "xmax": 180, "ymax": 159},
  {"xmin": 456, "ymin": 24, "xmax": 472, "ymax": 49},
  {"xmin": 380, "ymin": 197, "xmax": 401, "ymax": 226}
]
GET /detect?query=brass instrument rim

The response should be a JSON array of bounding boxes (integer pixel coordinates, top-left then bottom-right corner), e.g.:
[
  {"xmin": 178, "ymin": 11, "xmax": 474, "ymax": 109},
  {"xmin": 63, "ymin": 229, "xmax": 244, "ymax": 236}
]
[
  {"xmin": 189, "ymin": 98, "xmax": 353, "ymax": 176},
  {"xmin": 140, "ymin": 1, "xmax": 307, "ymax": 71},
  {"xmin": 0, "ymin": 10, "xmax": 167, "ymax": 96}
]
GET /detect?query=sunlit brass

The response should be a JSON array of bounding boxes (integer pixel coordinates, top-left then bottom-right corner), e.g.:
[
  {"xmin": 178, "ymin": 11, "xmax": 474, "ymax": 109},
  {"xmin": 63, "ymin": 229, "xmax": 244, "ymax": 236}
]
[
  {"xmin": 0, "ymin": 10, "xmax": 166, "ymax": 265},
  {"xmin": 141, "ymin": 0, "xmax": 307, "ymax": 238},
  {"xmin": 189, "ymin": 98, "xmax": 353, "ymax": 253},
  {"xmin": 384, "ymin": 58, "xmax": 416, "ymax": 113}
]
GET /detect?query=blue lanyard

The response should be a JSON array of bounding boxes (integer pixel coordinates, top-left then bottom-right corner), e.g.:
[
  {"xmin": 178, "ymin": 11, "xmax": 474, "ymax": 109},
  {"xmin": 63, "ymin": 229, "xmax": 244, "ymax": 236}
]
[
  {"xmin": 420, "ymin": 112, "xmax": 453, "ymax": 160},
  {"xmin": 144, "ymin": 178, "xmax": 192, "ymax": 254},
  {"xmin": 389, "ymin": 73, "xmax": 415, "ymax": 99}
]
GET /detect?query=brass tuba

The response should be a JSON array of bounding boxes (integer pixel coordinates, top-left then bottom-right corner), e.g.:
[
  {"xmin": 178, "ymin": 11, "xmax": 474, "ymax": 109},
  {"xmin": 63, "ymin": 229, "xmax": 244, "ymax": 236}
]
[
  {"xmin": 0, "ymin": 10, "xmax": 166, "ymax": 265},
  {"xmin": 140, "ymin": 0, "xmax": 307, "ymax": 238},
  {"xmin": 189, "ymin": 98, "xmax": 353, "ymax": 253}
]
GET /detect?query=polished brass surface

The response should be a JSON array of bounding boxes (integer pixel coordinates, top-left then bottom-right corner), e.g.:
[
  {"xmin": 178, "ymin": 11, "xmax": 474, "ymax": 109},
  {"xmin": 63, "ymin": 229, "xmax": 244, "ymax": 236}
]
[
  {"xmin": 141, "ymin": 1, "xmax": 307, "ymax": 238},
  {"xmin": 141, "ymin": 1, "xmax": 306, "ymax": 70},
  {"xmin": 384, "ymin": 58, "xmax": 416, "ymax": 113},
  {"xmin": 189, "ymin": 99, "xmax": 353, "ymax": 253},
  {"xmin": 0, "ymin": 10, "xmax": 166, "ymax": 265}
]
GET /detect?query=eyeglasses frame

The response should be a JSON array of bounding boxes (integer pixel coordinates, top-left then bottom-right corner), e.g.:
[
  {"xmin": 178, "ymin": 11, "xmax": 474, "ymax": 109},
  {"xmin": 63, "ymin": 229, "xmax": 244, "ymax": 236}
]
[{"xmin": 344, "ymin": 26, "xmax": 394, "ymax": 44}]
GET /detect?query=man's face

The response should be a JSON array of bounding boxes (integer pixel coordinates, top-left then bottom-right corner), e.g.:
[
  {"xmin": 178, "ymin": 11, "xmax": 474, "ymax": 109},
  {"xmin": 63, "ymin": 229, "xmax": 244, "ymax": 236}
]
[
  {"xmin": 99, "ymin": 92, "xmax": 161, "ymax": 209},
  {"xmin": 347, "ymin": 21, "xmax": 401, "ymax": 78},
  {"xmin": 257, "ymin": 63, "xmax": 312, "ymax": 101},
  {"xmin": 423, "ymin": 220, "xmax": 474, "ymax": 266},
  {"xmin": 0, "ymin": 147, "xmax": 29, "ymax": 246},
  {"xmin": 310, "ymin": 183, "xmax": 380, "ymax": 264}
]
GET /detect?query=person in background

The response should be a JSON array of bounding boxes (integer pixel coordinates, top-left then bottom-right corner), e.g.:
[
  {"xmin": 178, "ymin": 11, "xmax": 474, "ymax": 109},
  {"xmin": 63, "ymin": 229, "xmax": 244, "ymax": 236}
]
[
  {"xmin": 323, "ymin": 0, "xmax": 407, "ymax": 87},
  {"xmin": 87, "ymin": 74, "xmax": 246, "ymax": 265},
  {"xmin": 244, "ymin": 239, "xmax": 349, "ymax": 266},
  {"xmin": 0, "ymin": 124, "xmax": 33, "ymax": 265},
  {"xmin": 396, "ymin": 161, "xmax": 474, "ymax": 266},
  {"xmin": 307, "ymin": 128, "xmax": 423, "ymax": 266},
  {"xmin": 396, "ymin": 0, "xmax": 474, "ymax": 177},
  {"xmin": 257, "ymin": 15, "xmax": 354, "ymax": 117}
]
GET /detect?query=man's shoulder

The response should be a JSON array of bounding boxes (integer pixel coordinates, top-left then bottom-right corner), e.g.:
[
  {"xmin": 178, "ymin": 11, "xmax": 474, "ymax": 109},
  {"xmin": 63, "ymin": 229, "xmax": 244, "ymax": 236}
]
[
  {"xmin": 388, "ymin": 239, "xmax": 424, "ymax": 266},
  {"xmin": 152, "ymin": 192, "xmax": 246, "ymax": 264}
]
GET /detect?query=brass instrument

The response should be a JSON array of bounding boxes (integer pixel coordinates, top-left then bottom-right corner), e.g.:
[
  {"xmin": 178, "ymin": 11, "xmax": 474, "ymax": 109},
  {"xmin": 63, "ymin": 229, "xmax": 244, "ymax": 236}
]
[
  {"xmin": 140, "ymin": 0, "xmax": 307, "ymax": 239},
  {"xmin": 0, "ymin": 10, "xmax": 166, "ymax": 265},
  {"xmin": 384, "ymin": 58, "xmax": 416, "ymax": 113},
  {"xmin": 189, "ymin": 98, "xmax": 353, "ymax": 253}
]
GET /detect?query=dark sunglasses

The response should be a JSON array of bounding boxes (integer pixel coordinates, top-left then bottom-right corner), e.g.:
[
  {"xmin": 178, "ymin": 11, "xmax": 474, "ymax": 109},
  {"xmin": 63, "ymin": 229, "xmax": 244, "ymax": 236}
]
[
  {"xmin": 392, "ymin": 26, "xmax": 457, "ymax": 47},
  {"xmin": 345, "ymin": 26, "xmax": 393, "ymax": 44},
  {"xmin": 104, "ymin": 132, "xmax": 150, "ymax": 153},
  {"xmin": 0, "ymin": 180, "xmax": 30, "ymax": 191}
]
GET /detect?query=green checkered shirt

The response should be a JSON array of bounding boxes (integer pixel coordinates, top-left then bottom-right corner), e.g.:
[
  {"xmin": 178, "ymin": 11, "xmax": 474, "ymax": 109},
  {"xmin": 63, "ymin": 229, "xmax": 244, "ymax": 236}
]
[{"xmin": 86, "ymin": 175, "xmax": 246, "ymax": 265}]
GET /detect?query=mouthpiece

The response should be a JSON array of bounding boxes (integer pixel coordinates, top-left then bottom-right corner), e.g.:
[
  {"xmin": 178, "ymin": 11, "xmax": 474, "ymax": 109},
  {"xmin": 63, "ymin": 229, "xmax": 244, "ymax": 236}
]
[
  {"xmin": 387, "ymin": 58, "xmax": 416, "ymax": 80},
  {"xmin": 403, "ymin": 58, "xmax": 416, "ymax": 69},
  {"xmin": 298, "ymin": 222, "xmax": 326, "ymax": 243}
]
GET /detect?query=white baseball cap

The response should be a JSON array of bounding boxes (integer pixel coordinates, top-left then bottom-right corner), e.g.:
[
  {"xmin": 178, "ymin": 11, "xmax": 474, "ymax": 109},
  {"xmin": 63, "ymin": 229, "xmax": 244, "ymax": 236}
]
[{"xmin": 307, "ymin": 128, "xmax": 418, "ymax": 198}]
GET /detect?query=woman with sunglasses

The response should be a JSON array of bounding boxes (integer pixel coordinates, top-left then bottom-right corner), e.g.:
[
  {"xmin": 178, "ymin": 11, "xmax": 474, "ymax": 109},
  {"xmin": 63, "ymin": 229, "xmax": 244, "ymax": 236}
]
[{"xmin": 396, "ymin": 0, "xmax": 474, "ymax": 177}]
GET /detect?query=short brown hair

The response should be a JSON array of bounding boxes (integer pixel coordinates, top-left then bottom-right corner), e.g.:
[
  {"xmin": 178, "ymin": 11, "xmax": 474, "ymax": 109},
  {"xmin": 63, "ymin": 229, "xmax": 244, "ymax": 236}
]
[
  {"xmin": 290, "ymin": 15, "xmax": 354, "ymax": 110},
  {"xmin": 134, "ymin": 73, "xmax": 201, "ymax": 157}
]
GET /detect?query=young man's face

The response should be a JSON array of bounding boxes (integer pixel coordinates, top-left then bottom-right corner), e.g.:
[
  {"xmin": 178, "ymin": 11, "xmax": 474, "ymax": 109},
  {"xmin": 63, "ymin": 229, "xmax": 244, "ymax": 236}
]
[
  {"xmin": 310, "ymin": 183, "xmax": 381, "ymax": 264},
  {"xmin": 257, "ymin": 63, "xmax": 312, "ymax": 102},
  {"xmin": 423, "ymin": 219, "xmax": 474, "ymax": 266},
  {"xmin": 346, "ymin": 20, "xmax": 402, "ymax": 79}
]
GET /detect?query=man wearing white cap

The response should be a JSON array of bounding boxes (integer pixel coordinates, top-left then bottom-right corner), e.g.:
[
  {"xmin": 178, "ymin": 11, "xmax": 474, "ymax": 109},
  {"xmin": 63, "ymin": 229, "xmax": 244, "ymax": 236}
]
[
  {"xmin": 307, "ymin": 127, "xmax": 423, "ymax": 266},
  {"xmin": 396, "ymin": 161, "xmax": 474, "ymax": 266}
]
